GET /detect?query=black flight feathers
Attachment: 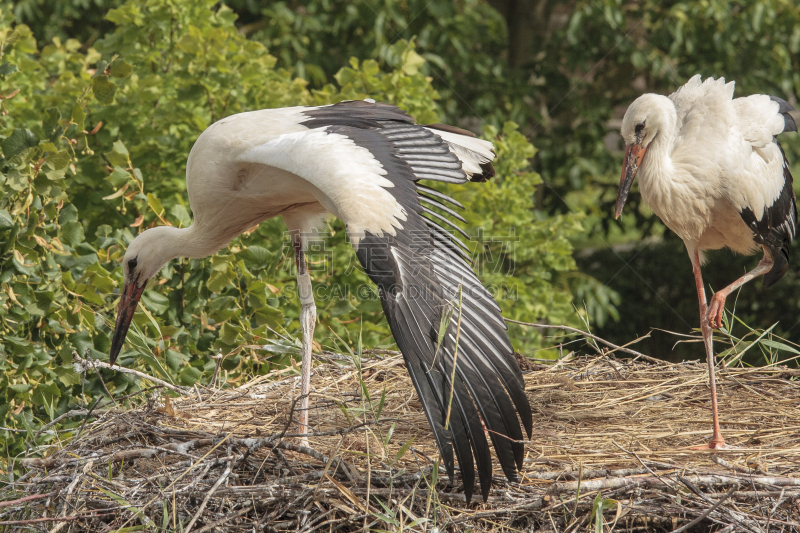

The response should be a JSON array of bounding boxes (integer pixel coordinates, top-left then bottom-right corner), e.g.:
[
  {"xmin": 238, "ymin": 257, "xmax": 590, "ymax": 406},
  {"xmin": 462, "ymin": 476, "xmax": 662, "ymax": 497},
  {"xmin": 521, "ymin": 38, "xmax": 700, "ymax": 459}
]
[
  {"xmin": 739, "ymin": 99, "xmax": 797, "ymax": 288},
  {"xmin": 302, "ymin": 100, "xmax": 531, "ymax": 503},
  {"xmin": 770, "ymin": 96, "xmax": 798, "ymax": 133}
]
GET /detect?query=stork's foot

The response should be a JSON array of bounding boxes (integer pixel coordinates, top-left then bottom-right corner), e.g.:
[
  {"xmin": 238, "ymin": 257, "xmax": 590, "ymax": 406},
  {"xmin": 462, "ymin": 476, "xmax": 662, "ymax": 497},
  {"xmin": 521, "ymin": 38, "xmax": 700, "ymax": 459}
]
[
  {"xmin": 707, "ymin": 292, "xmax": 728, "ymax": 329},
  {"xmin": 687, "ymin": 439, "xmax": 733, "ymax": 451}
]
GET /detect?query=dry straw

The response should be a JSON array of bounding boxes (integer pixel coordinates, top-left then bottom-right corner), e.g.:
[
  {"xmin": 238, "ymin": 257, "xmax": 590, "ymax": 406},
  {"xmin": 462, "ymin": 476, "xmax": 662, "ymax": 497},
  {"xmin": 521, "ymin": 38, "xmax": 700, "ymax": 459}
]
[{"xmin": 2, "ymin": 345, "xmax": 800, "ymax": 532}]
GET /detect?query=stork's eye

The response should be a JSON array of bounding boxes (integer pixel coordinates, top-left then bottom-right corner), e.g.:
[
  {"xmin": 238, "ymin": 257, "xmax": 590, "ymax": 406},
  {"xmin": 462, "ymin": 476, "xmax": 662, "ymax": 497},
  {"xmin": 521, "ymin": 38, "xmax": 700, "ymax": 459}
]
[
  {"xmin": 635, "ymin": 122, "xmax": 645, "ymax": 134},
  {"xmin": 127, "ymin": 257, "xmax": 138, "ymax": 271}
]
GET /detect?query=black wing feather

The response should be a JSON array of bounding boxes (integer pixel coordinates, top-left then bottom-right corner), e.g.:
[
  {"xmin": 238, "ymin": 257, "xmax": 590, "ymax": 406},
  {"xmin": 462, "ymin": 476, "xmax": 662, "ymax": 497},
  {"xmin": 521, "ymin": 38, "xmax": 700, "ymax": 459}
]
[
  {"xmin": 310, "ymin": 101, "xmax": 530, "ymax": 502},
  {"xmin": 739, "ymin": 142, "xmax": 797, "ymax": 288},
  {"xmin": 769, "ymin": 96, "xmax": 797, "ymax": 133}
]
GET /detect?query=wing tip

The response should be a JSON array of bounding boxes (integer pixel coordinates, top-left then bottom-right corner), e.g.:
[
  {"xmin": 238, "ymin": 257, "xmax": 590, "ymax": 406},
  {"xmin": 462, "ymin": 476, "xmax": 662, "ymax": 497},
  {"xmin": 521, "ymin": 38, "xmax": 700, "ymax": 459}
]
[
  {"xmin": 763, "ymin": 246, "xmax": 789, "ymax": 288},
  {"xmin": 470, "ymin": 162, "xmax": 496, "ymax": 182},
  {"xmin": 770, "ymin": 95, "xmax": 797, "ymax": 133}
]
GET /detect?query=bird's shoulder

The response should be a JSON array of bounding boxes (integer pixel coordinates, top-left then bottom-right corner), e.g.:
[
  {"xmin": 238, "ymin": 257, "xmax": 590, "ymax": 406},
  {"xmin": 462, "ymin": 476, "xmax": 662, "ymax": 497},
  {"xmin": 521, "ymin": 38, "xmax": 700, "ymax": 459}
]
[
  {"xmin": 669, "ymin": 75, "xmax": 735, "ymax": 120},
  {"xmin": 730, "ymin": 95, "xmax": 789, "ymax": 148}
]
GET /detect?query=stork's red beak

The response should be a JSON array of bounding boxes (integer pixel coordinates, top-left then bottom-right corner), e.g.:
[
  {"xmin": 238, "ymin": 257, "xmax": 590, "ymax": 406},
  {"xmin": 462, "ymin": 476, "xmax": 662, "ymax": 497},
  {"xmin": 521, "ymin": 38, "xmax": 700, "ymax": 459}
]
[
  {"xmin": 615, "ymin": 143, "xmax": 648, "ymax": 219},
  {"xmin": 109, "ymin": 277, "xmax": 146, "ymax": 365}
]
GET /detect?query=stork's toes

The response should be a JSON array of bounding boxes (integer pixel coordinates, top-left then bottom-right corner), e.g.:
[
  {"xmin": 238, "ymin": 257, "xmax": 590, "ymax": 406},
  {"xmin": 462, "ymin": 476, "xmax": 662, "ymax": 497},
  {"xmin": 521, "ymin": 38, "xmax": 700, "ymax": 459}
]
[{"xmin": 707, "ymin": 293, "xmax": 727, "ymax": 329}]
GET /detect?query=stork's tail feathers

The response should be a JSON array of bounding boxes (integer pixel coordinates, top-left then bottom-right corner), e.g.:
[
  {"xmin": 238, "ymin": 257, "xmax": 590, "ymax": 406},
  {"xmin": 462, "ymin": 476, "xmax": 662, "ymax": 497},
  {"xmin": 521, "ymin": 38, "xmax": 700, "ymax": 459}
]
[
  {"xmin": 425, "ymin": 124, "xmax": 496, "ymax": 182},
  {"xmin": 770, "ymin": 96, "xmax": 797, "ymax": 133}
]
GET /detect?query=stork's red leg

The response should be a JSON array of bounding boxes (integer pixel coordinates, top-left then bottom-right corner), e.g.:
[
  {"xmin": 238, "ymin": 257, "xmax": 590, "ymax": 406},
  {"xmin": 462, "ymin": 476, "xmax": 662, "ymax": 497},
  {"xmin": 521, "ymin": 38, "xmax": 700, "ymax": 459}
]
[
  {"xmin": 293, "ymin": 235, "xmax": 316, "ymax": 447},
  {"xmin": 707, "ymin": 247, "xmax": 774, "ymax": 329},
  {"xmin": 689, "ymin": 248, "xmax": 727, "ymax": 450}
]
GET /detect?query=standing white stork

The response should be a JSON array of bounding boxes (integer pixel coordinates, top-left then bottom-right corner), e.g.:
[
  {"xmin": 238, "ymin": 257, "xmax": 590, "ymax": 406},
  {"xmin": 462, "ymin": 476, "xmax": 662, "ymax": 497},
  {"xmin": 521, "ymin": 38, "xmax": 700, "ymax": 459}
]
[
  {"xmin": 108, "ymin": 100, "xmax": 532, "ymax": 502},
  {"xmin": 615, "ymin": 75, "xmax": 797, "ymax": 449}
]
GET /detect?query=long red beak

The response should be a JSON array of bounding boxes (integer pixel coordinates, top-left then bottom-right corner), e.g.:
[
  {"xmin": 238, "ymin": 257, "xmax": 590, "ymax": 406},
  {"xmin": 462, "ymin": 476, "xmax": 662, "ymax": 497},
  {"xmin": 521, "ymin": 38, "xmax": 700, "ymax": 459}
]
[
  {"xmin": 109, "ymin": 277, "xmax": 146, "ymax": 365},
  {"xmin": 615, "ymin": 143, "xmax": 648, "ymax": 219}
]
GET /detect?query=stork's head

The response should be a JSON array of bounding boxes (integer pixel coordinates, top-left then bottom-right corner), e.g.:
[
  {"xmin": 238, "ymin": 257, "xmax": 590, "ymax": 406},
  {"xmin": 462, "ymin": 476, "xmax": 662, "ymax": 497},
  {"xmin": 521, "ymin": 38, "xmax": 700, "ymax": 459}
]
[
  {"xmin": 110, "ymin": 227, "xmax": 183, "ymax": 364},
  {"xmin": 615, "ymin": 93, "xmax": 673, "ymax": 218}
]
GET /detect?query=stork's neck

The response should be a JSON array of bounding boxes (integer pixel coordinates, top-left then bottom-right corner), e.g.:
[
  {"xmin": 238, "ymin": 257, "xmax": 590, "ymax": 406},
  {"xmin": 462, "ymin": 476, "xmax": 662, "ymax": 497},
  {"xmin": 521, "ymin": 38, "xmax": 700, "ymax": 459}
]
[
  {"xmin": 637, "ymin": 102, "xmax": 678, "ymax": 191},
  {"xmin": 126, "ymin": 224, "xmax": 228, "ymax": 280}
]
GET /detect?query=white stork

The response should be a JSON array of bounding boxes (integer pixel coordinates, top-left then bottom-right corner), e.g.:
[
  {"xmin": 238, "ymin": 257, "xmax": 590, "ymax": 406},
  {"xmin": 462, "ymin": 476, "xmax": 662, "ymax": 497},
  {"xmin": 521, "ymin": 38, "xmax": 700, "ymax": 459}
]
[
  {"xmin": 108, "ymin": 100, "xmax": 532, "ymax": 502},
  {"xmin": 615, "ymin": 75, "xmax": 797, "ymax": 449}
]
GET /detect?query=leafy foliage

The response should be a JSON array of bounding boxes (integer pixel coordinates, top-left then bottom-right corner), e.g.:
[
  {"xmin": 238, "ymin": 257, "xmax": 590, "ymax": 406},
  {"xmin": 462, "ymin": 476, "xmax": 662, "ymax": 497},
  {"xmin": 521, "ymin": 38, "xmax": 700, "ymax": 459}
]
[{"xmin": 0, "ymin": 0, "xmax": 580, "ymax": 455}]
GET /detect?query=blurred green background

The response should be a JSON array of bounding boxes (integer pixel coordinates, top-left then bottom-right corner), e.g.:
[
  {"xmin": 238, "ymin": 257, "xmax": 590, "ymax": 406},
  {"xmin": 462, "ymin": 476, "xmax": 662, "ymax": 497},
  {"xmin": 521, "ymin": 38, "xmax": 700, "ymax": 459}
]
[{"xmin": 2, "ymin": 0, "xmax": 799, "ymax": 451}]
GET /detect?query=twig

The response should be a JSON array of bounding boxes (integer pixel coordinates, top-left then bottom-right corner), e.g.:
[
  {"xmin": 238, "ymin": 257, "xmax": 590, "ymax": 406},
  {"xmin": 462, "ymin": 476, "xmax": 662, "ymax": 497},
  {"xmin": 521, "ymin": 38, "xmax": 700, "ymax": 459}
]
[
  {"xmin": 553, "ymin": 473, "xmax": 800, "ymax": 493},
  {"xmin": 712, "ymin": 455, "xmax": 753, "ymax": 474},
  {"xmin": 72, "ymin": 350, "xmax": 192, "ymax": 396},
  {"xmin": 193, "ymin": 504, "xmax": 253, "ymax": 533},
  {"xmin": 0, "ymin": 513, "xmax": 114, "ymax": 526},
  {"xmin": 670, "ymin": 486, "xmax": 736, "ymax": 533},
  {"xmin": 34, "ymin": 409, "xmax": 110, "ymax": 439},
  {"xmin": 0, "ymin": 490, "xmax": 58, "ymax": 507},
  {"xmin": 184, "ymin": 462, "xmax": 232, "ymax": 533},
  {"xmin": 73, "ymin": 396, "xmax": 105, "ymax": 441},
  {"xmin": 613, "ymin": 441, "xmax": 679, "ymax": 491}
]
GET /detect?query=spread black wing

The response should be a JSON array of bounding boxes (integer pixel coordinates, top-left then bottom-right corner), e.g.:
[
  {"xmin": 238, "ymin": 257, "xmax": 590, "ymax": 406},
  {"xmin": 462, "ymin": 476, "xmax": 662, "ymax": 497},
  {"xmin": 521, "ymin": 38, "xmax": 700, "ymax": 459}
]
[{"xmin": 302, "ymin": 101, "xmax": 532, "ymax": 502}]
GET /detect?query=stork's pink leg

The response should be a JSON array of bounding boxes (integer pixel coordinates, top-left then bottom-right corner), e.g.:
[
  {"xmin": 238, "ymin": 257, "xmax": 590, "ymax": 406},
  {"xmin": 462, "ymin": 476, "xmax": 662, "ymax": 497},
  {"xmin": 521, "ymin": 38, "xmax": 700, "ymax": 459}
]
[
  {"xmin": 293, "ymin": 237, "xmax": 316, "ymax": 447},
  {"xmin": 689, "ymin": 248, "xmax": 727, "ymax": 450},
  {"xmin": 707, "ymin": 248, "xmax": 774, "ymax": 329}
]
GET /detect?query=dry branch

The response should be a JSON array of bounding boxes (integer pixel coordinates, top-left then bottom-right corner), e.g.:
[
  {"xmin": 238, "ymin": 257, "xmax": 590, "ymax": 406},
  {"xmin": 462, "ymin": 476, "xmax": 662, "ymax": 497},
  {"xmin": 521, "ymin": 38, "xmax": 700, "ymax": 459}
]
[{"xmin": 72, "ymin": 350, "xmax": 193, "ymax": 396}]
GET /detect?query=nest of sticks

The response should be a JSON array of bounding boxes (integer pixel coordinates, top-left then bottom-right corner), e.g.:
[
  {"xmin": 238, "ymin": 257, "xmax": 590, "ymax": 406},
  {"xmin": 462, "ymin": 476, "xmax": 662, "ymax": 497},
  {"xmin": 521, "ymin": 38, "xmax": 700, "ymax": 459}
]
[{"xmin": 3, "ymin": 348, "xmax": 800, "ymax": 532}]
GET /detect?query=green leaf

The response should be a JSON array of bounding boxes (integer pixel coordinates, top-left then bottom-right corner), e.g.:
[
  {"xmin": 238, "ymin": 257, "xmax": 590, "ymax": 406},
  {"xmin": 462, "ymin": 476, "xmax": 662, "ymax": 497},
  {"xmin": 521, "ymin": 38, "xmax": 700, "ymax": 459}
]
[
  {"xmin": 112, "ymin": 140, "xmax": 129, "ymax": 157},
  {"xmin": 60, "ymin": 220, "xmax": 85, "ymax": 246},
  {"xmin": 219, "ymin": 322, "xmax": 239, "ymax": 344},
  {"xmin": 165, "ymin": 350, "xmax": 186, "ymax": 371},
  {"xmin": 170, "ymin": 204, "xmax": 191, "ymax": 227},
  {"xmin": 239, "ymin": 245, "xmax": 272, "ymax": 267},
  {"xmin": 4, "ymin": 30, "xmax": 20, "ymax": 46},
  {"xmin": 0, "ymin": 209, "xmax": 13, "ymax": 230},
  {"xmin": 392, "ymin": 437, "xmax": 414, "ymax": 466},
  {"xmin": 207, "ymin": 266, "xmax": 236, "ymax": 293},
  {"xmin": 146, "ymin": 193, "xmax": 163, "ymax": 216},
  {"xmin": 402, "ymin": 50, "xmax": 425, "ymax": 75},
  {"xmin": 178, "ymin": 365, "xmax": 202, "ymax": 385},
  {"xmin": 376, "ymin": 385, "xmax": 387, "ymax": 420},
  {"xmin": 32, "ymin": 381, "xmax": 61, "ymax": 405},
  {"xmin": 43, "ymin": 108, "xmax": 61, "ymax": 135},
  {"xmin": 9, "ymin": 383, "xmax": 31, "ymax": 393},
  {"xmin": 142, "ymin": 291, "xmax": 170, "ymax": 314},
  {"xmin": 71, "ymin": 103, "xmax": 86, "ymax": 131},
  {"xmin": 0, "ymin": 62, "xmax": 17, "ymax": 77},
  {"xmin": 54, "ymin": 366, "xmax": 81, "ymax": 387},
  {"xmin": 760, "ymin": 339, "xmax": 800, "ymax": 355},
  {"xmin": 334, "ymin": 66, "xmax": 357, "ymax": 87},
  {"xmin": 109, "ymin": 57, "xmax": 134, "ymax": 78},
  {"xmin": 47, "ymin": 150, "xmax": 71, "ymax": 170},
  {"xmin": 105, "ymin": 149, "xmax": 128, "ymax": 168},
  {"xmin": 254, "ymin": 305, "xmax": 283, "ymax": 328},
  {"xmin": 2, "ymin": 129, "xmax": 38, "ymax": 159},
  {"xmin": 92, "ymin": 75, "xmax": 117, "ymax": 105},
  {"xmin": 108, "ymin": 166, "xmax": 129, "ymax": 187},
  {"xmin": 591, "ymin": 493, "xmax": 618, "ymax": 533}
]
